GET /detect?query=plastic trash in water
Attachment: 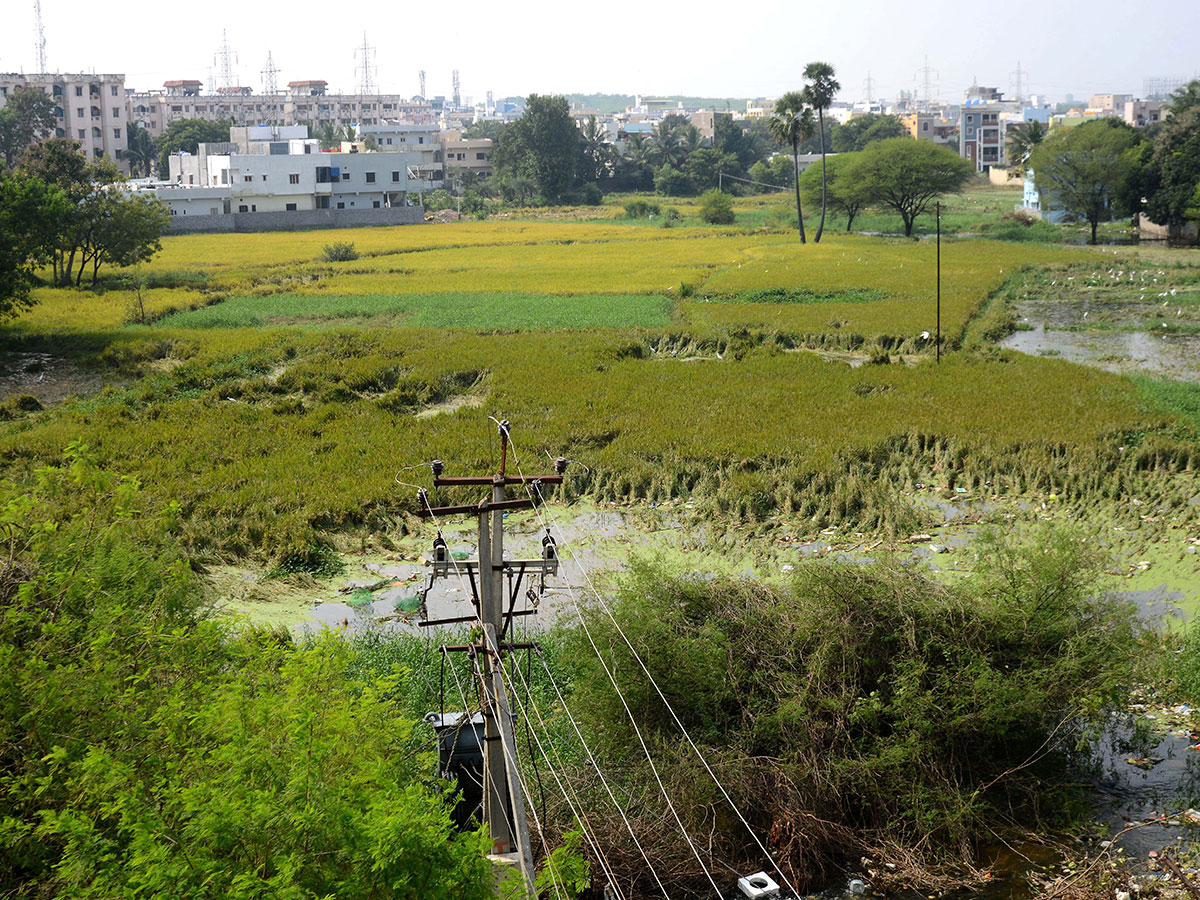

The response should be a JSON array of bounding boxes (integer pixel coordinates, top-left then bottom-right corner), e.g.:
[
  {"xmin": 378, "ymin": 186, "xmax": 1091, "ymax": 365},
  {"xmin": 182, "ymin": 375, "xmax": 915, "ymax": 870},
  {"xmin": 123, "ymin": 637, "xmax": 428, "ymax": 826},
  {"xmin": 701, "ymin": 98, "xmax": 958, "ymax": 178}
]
[{"xmin": 395, "ymin": 594, "xmax": 422, "ymax": 613}]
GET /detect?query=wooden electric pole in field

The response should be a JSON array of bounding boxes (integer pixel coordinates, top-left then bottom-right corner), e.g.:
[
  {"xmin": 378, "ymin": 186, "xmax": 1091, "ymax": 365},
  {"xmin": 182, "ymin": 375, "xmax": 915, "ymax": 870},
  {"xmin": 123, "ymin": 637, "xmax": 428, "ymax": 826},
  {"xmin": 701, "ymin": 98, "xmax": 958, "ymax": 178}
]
[{"xmin": 416, "ymin": 420, "xmax": 566, "ymax": 892}]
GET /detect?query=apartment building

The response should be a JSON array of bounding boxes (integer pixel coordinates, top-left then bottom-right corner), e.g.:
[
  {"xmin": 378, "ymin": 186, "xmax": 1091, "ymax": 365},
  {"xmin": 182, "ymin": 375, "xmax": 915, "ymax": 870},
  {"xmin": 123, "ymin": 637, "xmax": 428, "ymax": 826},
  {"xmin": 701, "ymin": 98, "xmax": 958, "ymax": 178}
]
[
  {"xmin": 900, "ymin": 112, "xmax": 958, "ymax": 147},
  {"xmin": 1124, "ymin": 99, "xmax": 1168, "ymax": 127},
  {"xmin": 163, "ymin": 145, "xmax": 434, "ymax": 215},
  {"xmin": 959, "ymin": 102, "xmax": 1006, "ymax": 172},
  {"xmin": 0, "ymin": 72, "xmax": 128, "ymax": 169},
  {"xmin": 440, "ymin": 130, "xmax": 494, "ymax": 178},
  {"xmin": 127, "ymin": 78, "xmax": 436, "ymax": 139}
]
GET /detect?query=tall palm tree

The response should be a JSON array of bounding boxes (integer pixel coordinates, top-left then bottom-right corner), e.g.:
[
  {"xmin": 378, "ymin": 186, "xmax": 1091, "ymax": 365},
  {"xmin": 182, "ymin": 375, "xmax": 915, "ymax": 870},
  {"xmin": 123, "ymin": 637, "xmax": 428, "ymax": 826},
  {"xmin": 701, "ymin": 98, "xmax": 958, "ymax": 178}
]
[
  {"xmin": 680, "ymin": 124, "xmax": 705, "ymax": 154},
  {"xmin": 1006, "ymin": 119, "xmax": 1045, "ymax": 171},
  {"xmin": 649, "ymin": 121, "xmax": 686, "ymax": 168},
  {"xmin": 801, "ymin": 61, "xmax": 840, "ymax": 243},
  {"xmin": 769, "ymin": 92, "xmax": 814, "ymax": 243}
]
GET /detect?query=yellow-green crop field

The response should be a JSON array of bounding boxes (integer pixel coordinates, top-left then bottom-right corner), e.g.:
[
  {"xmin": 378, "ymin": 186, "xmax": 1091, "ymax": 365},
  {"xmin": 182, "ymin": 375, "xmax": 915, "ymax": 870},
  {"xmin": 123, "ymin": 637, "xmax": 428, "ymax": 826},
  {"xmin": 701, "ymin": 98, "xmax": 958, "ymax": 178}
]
[{"xmin": 2, "ymin": 219, "xmax": 1196, "ymax": 563}]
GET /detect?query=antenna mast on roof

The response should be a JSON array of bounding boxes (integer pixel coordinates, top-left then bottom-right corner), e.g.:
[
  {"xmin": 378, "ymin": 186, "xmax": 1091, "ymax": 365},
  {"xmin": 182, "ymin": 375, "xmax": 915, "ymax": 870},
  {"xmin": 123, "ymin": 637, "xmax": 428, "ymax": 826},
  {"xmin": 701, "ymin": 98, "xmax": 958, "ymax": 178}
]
[
  {"xmin": 33, "ymin": 0, "xmax": 47, "ymax": 73},
  {"xmin": 418, "ymin": 69, "xmax": 426, "ymax": 99},
  {"xmin": 452, "ymin": 69, "xmax": 461, "ymax": 108}
]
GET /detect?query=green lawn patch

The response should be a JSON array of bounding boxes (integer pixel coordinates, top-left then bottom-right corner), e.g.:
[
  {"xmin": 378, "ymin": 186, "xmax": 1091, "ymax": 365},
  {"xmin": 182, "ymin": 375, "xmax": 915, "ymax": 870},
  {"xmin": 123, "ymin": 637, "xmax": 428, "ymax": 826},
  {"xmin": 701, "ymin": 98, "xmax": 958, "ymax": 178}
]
[{"xmin": 154, "ymin": 291, "xmax": 675, "ymax": 330}]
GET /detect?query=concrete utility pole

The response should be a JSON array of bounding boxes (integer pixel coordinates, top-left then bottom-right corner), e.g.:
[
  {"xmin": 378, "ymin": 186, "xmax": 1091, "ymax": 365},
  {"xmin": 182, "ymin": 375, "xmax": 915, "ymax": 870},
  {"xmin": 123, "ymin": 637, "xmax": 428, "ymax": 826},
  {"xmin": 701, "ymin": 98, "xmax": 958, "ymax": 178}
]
[{"xmin": 417, "ymin": 421, "xmax": 567, "ymax": 894}]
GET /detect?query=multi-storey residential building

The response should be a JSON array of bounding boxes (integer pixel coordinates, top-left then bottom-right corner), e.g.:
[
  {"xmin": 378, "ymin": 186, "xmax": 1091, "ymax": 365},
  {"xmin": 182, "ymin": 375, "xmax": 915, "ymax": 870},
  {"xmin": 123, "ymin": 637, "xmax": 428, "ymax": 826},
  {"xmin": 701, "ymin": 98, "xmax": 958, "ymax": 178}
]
[
  {"xmin": 1088, "ymin": 93, "xmax": 1133, "ymax": 114},
  {"xmin": 127, "ymin": 78, "xmax": 436, "ymax": 139},
  {"xmin": 1124, "ymin": 99, "xmax": 1168, "ymax": 127},
  {"xmin": 163, "ymin": 146, "xmax": 435, "ymax": 215},
  {"xmin": 900, "ymin": 112, "xmax": 959, "ymax": 148},
  {"xmin": 440, "ymin": 131, "xmax": 494, "ymax": 178},
  {"xmin": 959, "ymin": 102, "xmax": 1005, "ymax": 172},
  {"xmin": 0, "ymin": 72, "xmax": 128, "ymax": 169}
]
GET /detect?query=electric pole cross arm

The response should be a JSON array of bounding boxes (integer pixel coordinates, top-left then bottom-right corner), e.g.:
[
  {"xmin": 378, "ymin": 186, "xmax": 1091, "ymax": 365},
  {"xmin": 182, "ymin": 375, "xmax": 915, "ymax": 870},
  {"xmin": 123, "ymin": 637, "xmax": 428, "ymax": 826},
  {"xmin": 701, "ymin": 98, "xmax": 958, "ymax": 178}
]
[{"xmin": 412, "ymin": 420, "xmax": 570, "ymax": 896}]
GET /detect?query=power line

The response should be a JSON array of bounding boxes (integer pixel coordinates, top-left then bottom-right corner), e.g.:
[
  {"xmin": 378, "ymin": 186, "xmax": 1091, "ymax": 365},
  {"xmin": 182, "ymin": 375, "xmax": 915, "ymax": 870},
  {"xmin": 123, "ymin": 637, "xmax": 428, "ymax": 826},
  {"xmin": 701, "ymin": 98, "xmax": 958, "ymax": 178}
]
[{"xmin": 514, "ymin": 444, "xmax": 802, "ymax": 899}]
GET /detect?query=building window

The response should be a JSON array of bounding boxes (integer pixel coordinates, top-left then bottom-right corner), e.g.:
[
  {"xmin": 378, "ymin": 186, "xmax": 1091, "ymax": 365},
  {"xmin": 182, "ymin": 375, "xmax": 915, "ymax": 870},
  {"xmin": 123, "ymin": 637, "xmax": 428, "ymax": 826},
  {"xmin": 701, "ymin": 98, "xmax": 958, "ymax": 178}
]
[
  {"xmin": 244, "ymin": 175, "xmax": 253, "ymax": 182},
  {"xmin": 76, "ymin": 107, "xmax": 84, "ymax": 117},
  {"xmin": 239, "ymin": 205, "xmax": 248, "ymax": 212},
  {"xmin": 476, "ymin": 152, "xmax": 486, "ymax": 159},
  {"xmin": 286, "ymin": 202, "xmax": 297, "ymax": 211},
  {"xmin": 365, "ymin": 172, "xmax": 375, "ymax": 183},
  {"xmin": 77, "ymin": 129, "xmax": 85, "ymax": 138},
  {"xmin": 112, "ymin": 107, "xmax": 119, "ymax": 118},
  {"xmin": 262, "ymin": 174, "xmax": 267, "ymax": 181},
  {"xmin": 289, "ymin": 173, "xmax": 299, "ymax": 184},
  {"xmin": 113, "ymin": 128, "xmax": 121, "ymax": 138},
  {"xmin": 336, "ymin": 201, "xmax": 345, "ymax": 209},
  {"xmin": 391, "ymin": 171, "xmax": 400, "ymax": 182},
  {"xmin": 75, "ymin": 86, "xmax": 83, "ymax": 96},
  {"xmin": 373, "ymin": 200, "xmax": 380, "ymax": 208},
  {"xmin": 111, "ymin": 86, "xmax": 118, "ymax": 96},
  {"xmin": 341, "ymin": 172, "xmax": 350, "ymax": 181},
  {"xmin": 251, "ymin": 204, "xmax": 256, "ymax": 212}
]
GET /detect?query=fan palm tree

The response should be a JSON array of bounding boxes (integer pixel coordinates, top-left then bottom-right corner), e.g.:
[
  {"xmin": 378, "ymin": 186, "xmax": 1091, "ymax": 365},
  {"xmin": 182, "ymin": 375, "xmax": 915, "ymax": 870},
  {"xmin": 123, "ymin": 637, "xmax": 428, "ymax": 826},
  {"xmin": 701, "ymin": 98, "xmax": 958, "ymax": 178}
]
[
  {"xmin": 801, "ymin": 61, "xmax": 840, "ymax": 243},
  {"xmin": 769, "ymin": 93, "xmax": 814, "ymax": 243}
]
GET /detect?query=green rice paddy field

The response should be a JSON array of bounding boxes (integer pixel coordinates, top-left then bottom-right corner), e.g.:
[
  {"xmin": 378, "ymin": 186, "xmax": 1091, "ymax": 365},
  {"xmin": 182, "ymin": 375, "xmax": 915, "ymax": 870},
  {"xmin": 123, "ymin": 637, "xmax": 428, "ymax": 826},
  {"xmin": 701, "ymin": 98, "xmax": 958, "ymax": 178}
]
[{"xmin": 1, "ymin": 219, "xmax": 1197, "ymax": 574}]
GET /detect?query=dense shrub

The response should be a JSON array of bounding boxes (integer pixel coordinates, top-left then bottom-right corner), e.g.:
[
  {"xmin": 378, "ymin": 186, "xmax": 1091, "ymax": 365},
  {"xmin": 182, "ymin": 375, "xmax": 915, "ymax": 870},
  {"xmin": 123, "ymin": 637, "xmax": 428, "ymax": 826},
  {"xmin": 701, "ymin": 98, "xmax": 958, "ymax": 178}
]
[
  {"xmin": 623, "ymin": 199, "xmax": 661, "ymax": 219},
  {"xmin": 0, "ymin": 446, "xmax": 494, "ymax": 898},
  {"xmin": 699, "ymin": 189, "xmax": 735, "ymax": 225},
  {"xmin": 320, "ymin": 241, "xmax": 359, "ymax": 262},
  {"xmin": 566, "ymin": 530, "xmax": 1141, "ymax": 892}
]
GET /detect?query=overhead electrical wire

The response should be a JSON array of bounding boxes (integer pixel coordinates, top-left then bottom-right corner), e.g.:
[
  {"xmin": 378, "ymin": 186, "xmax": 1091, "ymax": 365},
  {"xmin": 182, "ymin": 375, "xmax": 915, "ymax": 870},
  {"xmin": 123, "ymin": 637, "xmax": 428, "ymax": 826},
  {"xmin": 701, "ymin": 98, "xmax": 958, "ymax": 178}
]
[{"xmin": 510, "ymin": 436, "xmax": 802, "ymax": 898}]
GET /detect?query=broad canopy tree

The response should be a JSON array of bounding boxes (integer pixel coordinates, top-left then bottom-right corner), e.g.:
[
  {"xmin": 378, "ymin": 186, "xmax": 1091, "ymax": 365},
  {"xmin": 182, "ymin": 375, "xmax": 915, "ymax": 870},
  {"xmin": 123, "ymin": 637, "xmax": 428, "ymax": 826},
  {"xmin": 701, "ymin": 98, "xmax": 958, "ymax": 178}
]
[
  {"xmin": 0, "ymin": 86, "xmax": 57, "ymax": 169},
  {"xmin": 492, "ymin": 94, "xmax": 582, "ymax": 204},
  {"xmin": 1029, "ymin": 119, "xmax": 1143, "ymax": 243},
  {"xmin": 797, "ymin": 152, "xmax": 871, "ymax": 231},
  {"xmin": 0, "ymin": 172, "xmax": 68, "ymax": 319},
  {"xmin": 853, "ymin": 138, "xmax": 973, "ymax": 236},
  {"xmin": 19, "ymin": 138, "xmax": 169, "ymax": 287}
]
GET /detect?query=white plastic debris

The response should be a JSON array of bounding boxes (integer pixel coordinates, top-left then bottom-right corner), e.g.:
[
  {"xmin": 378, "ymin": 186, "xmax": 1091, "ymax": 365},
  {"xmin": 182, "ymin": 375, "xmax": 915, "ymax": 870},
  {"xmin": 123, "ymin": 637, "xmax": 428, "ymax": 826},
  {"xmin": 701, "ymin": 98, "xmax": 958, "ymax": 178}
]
[{"xmin": 737, "ymin": 872, "xmax": 780, "ymax": 900}]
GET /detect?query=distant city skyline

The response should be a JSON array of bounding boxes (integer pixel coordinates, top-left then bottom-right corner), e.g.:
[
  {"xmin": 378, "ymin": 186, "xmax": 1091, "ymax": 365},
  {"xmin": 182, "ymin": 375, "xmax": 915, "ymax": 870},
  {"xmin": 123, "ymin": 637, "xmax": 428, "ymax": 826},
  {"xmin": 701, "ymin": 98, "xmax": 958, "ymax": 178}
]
[{"xmin": 2, "ymin": 0, "xmax": 1197, "ymax": 106}]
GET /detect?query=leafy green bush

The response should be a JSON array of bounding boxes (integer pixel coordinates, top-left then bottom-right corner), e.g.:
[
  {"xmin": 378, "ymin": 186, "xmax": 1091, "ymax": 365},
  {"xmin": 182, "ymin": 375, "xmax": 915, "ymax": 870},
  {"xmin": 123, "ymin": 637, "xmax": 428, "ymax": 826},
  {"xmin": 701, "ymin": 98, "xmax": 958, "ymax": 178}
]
[
  {"xmin": 0, "ymin": 446, "xmax": 494, "ymax": 898},
  {"xmin": 567, "ymin": 529, "xmax": 1140, "ymax": 890},
  {"xmin": 623, "ymin": 199, "xmax": 661, "ymax": 219},
  {"xmin": 699, "ymin": 189, "xmax": 735, "ymax": 225},
  {"xmin": 320, "ymin": 241, "xmax": 359, "ymax": 262}
]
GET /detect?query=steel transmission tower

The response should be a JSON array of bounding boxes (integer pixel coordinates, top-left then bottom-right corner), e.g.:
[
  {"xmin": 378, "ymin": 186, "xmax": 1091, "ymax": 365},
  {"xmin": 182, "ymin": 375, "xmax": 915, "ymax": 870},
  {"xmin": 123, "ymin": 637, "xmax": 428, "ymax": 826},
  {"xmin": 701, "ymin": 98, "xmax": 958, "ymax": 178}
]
[
  {"xmin": 419, "ymin": 69, "xmax": 426, "ymax": 99},
  {"xmin": 452, "ymin": 69, "xmax": 461, "ymax": 107},
  {"xmin": 33, "ymin": 0, "xmax": 47, "ymax": 73},
  {"xmin": 914, "ymin": 55, "xmax": 939, "ymax": 108},
  {"xmin": 215, "ymin": 30, "xmax": 237, "ymax": 90},
  {"xmin": 355, "ymin": 32, "xmax": 376, "ymax": 95},
  {"xmin": 261, "ymin": 52, "xmax": 279, "ymax": 95},
  {"xmin": 1010, "ymin": 60, "xmax": 1028, "ymax": 105}
]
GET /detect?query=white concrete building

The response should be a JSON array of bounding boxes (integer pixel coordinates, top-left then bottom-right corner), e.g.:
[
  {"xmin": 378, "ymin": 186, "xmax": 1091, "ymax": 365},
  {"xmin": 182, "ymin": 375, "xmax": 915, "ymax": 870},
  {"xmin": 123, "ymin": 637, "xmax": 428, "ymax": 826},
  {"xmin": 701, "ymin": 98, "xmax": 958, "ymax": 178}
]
[
  {"xmin": 0, "ymin": 72, "xmax": 128, "ymax": 170},
  {"xmin": 164, "ymin": 148, "xmax": 435, "ymax": 214}
]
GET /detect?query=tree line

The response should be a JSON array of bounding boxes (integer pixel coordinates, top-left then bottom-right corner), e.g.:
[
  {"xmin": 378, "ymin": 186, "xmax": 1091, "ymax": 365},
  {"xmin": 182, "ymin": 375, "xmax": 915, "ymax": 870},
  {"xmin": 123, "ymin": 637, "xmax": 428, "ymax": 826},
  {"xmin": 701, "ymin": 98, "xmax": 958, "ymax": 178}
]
[{"xmin": 1005, "ymin": 80, "xmax": 1200, "ymax": 243}]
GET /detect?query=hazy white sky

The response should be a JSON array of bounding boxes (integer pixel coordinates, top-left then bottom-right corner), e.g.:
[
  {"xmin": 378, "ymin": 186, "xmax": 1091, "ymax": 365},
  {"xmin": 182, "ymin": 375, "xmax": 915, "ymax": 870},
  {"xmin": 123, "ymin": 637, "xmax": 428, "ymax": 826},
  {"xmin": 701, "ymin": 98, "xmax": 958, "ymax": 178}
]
[{"xmin": 4, "ymin": 0, "xmax": 1198, "ymax": 104}]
